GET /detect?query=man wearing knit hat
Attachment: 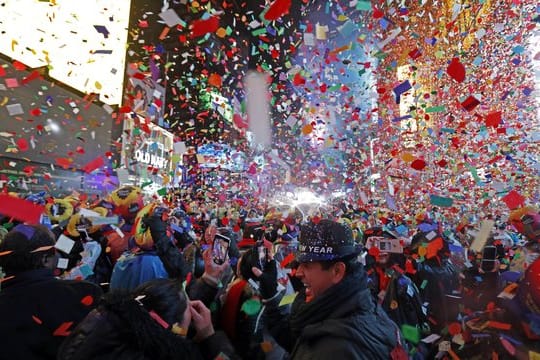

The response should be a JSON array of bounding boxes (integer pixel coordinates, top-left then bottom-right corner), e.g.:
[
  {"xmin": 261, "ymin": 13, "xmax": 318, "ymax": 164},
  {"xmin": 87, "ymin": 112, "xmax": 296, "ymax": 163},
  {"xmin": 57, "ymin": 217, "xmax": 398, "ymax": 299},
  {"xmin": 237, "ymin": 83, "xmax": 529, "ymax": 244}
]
[{"xmin": 252, "ymin": 219, "xmax": 400, "ymax": 359}]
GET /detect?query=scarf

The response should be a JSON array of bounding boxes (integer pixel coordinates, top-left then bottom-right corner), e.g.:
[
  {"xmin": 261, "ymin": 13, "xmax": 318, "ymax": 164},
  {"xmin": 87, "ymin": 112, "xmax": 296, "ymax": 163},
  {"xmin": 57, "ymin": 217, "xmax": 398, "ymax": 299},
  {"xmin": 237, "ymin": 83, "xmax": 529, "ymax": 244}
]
[{"xmin": 289, "ymin": 269, "xmax": 366, "ymax": 340}]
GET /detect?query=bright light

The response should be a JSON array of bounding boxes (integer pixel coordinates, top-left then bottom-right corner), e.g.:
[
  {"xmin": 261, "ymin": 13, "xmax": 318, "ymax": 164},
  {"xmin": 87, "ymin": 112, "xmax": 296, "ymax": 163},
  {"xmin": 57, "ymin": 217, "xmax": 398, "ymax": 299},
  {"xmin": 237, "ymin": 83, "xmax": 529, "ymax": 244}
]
[
  {"xmin": 48, "ymin": 122, "xmax": 60, "ymax": 133},
  {"xmin": 0, "ymin": 0, "xmax": 132, "ymax": 105},
  {"xmin": 292, "ymin": 190, "xmax": 325, "ymax": 206}
]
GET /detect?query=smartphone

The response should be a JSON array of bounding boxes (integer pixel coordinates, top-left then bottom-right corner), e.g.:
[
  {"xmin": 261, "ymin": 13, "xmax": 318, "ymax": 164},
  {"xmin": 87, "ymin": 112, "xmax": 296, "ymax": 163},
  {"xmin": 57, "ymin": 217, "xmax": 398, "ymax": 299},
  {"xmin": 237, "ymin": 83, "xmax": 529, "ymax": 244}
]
[
  {"xmin": 258, "ymin": 243, "xmax": 269, "ymax": 269},
  {"xmin": 212, "ymin": 233, "xmax": 230, "ymax": 265},
  {"xmin": 481, "ymin": 246, "xmax": 497, "ymax": 272}
]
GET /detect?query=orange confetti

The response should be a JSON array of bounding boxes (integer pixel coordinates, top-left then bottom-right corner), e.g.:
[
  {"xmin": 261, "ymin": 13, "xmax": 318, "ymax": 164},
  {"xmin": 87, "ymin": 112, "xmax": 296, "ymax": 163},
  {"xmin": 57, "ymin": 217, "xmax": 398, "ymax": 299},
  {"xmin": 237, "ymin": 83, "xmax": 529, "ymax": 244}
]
[
  {"xmin": 301, "ymin": 124, "xmax": 313, "ymax": 135},
  {"xmin": 208, "ymin": 73, "xmax": 222, "ymax": 88}
]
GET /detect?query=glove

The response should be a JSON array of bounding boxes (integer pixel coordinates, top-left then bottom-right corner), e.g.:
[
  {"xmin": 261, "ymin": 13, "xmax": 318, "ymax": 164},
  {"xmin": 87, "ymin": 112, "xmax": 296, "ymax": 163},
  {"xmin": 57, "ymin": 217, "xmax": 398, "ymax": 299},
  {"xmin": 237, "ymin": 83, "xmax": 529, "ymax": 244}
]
[{"xmin": 252, "ymin": 259, "xmax": 278, "ymax": 299}]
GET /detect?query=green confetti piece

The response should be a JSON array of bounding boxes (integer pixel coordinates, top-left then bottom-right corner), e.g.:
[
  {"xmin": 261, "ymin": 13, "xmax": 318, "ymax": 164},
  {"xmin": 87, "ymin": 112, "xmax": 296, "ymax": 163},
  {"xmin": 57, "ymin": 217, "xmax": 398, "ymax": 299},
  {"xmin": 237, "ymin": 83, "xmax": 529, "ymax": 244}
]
[
  {"xmin": 420, "ymin": 279, "xmax": 428, "ymax": 289},
  {"xmin": 2, "ymin": 222, "xmax": 14, "ymax": 230},
  {"xmin": 401, "ymin": 324, "xmax": 421, "ymax": 344},
  {"xmin": 241, "ymin": 299, "xmax": 262, "ymax": 316},
  {"xmin": 252, "ymin": 28, "xmax": 267, "ymax": 36},
  {"xmin": 279, "ymin": 292, "xmax": 298, "ymax": 307},
  {"xmin": 425, "ymin": 106, "xmax": 446, "ymax": 113},
  {"xmin": 430, "ymin": 195, "xmax": 454, "ymax": 207},
  {"xmin": 356, "ymin": 1, "xmax": 372, "ymax": 10},
  {"xmin": 141, "ymin": 181, "xmax": 153, "ymax": 188},
  {"xmin": 157, "ymin": 188, "xmax": 167, "ymax": 196}
]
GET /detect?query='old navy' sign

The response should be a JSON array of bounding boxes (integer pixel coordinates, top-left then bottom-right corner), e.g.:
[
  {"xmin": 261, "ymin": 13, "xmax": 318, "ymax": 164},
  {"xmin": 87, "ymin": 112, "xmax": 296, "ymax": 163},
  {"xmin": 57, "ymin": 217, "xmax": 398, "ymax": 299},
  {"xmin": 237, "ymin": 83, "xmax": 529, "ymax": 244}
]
[
  {"xmin": 299, "ymin": 244, "xmax": 333, "ymax": 254},
  {"xmin": 134, "ymin": 149, "xmax": 167, "ymax": 169}
]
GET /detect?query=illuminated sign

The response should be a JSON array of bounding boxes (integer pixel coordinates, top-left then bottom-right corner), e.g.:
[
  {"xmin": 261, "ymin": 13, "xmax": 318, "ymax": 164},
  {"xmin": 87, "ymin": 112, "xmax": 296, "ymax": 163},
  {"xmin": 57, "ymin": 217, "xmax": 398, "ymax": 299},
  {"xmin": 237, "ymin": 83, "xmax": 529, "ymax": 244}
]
[
  {"xmin": 0, "ymin": 0, "xmax": 132, "ymax": 105},
  {"xmin": 134, "ymin": 145, "xmax": 168, "ymax": 169}
]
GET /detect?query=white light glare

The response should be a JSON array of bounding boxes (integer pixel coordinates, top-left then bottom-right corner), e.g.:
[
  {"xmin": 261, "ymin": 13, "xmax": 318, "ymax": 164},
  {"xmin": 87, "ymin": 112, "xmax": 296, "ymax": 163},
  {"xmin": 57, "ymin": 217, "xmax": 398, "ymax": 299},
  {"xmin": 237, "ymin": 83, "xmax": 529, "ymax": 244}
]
[{"xmin": 292, "ymin": 190, "xmax": 325, "ymax": 206}]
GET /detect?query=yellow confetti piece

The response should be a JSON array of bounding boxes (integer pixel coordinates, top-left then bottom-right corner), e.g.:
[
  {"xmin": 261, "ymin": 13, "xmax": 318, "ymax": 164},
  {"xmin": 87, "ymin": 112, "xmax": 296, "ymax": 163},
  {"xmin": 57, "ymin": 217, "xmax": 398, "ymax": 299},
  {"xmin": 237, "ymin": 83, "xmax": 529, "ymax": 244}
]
[
  {"xmin": 401, "ymin": 152, "xmax": 414, "ymax": 162},
  {"xmin": 417, "ymin": 246, "xmax": 427, "ymax": 257},
  {"xmin": 301, "ymin": 124, "xmax": 313, "ymax": 135},
  {"xmin": 0, "ymin": 97, "xmax": 9, "ymax": 106},
  {"xmin": 95, "ymin": 81, "xmax": 102, "ymax": 90},
  {"xmin": 216, "ymin": 27, "xmax": 227, "ymax": 38},
  {"xmin": 11, "ymin": 39, "xmax": 18, "ymax": 51}
]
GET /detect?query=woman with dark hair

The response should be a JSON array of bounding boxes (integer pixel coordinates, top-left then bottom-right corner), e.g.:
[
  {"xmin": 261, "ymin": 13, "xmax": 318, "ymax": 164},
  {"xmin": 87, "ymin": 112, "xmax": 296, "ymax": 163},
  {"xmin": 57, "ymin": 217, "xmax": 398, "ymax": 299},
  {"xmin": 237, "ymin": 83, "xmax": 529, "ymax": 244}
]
[
  {"xmin": 0, "ymin": 224, "xmax": 103, "ymax": 360},
  {"xmin": 58, "ymin": 278, "xmax": 239, "ymax": 360}
]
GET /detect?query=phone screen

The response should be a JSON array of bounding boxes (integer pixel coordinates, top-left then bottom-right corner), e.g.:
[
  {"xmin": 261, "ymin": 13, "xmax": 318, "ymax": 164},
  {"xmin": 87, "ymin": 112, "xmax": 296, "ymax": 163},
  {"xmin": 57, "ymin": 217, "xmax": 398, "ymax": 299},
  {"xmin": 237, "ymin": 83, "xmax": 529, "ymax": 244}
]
[
  {"xmin": 212, "ymin": 233, "xmax": 230, "ymax": 265},
  {"xmin": 481, "ymin": 246, "xmax": 497, "ymax": 272}
]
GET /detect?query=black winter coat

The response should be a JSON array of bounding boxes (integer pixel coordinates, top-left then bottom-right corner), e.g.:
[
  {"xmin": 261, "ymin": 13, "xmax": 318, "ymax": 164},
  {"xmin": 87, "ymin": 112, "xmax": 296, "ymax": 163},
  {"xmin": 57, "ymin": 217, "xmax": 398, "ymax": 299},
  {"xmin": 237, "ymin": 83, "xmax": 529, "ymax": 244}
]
[
  {"xmin": 267, "ymin": 269, "xmax": 398, "ymax": 360},
  {"xmin": 57, "ymin": 305, "xmax": 238, "ymax": 360},
  {"xmin": 0, "ymin": 268, "xmax": 102, "ymax": 360}
]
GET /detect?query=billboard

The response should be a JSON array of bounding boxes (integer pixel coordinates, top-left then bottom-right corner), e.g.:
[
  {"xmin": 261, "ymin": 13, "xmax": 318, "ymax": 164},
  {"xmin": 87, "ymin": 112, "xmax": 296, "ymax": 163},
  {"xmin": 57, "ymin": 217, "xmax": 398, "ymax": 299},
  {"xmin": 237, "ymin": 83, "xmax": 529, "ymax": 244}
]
[
  {"xmin": 0, "ymin": 57, "xmax": 116, "ymax": 170},
  {"xmin": 0, "ymin": 0, "xmax": 131, "ymax": 105}
]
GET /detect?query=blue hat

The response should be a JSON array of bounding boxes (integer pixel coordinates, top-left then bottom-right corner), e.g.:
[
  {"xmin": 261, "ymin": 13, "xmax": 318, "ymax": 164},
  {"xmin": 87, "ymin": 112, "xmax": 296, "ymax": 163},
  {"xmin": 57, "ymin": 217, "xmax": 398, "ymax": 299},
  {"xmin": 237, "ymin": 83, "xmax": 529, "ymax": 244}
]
[{"xmin": 297, "ymin": 219, "xmax": 361, "ymax": 263}]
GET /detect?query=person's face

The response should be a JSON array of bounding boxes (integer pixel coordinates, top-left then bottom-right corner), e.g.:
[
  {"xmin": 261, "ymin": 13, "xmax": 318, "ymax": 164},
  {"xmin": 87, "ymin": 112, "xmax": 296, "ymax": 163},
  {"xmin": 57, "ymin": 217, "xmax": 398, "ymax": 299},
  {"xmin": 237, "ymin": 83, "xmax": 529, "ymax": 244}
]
[
  {"xmin": 42, "ymin": 251, "xmax": 60, "ymax": 270},
  {"xmin": 295, "ymin": 261, "xmax": 344, "ymax": 302}
]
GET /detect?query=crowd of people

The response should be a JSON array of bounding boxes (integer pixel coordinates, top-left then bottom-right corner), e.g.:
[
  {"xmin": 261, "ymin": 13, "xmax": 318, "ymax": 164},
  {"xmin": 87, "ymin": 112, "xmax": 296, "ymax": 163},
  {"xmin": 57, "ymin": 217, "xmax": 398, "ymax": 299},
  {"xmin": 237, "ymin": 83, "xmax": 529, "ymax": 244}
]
[{"xmin": 0, "ymin": 184, "xmax": 539, "ymax": 360}]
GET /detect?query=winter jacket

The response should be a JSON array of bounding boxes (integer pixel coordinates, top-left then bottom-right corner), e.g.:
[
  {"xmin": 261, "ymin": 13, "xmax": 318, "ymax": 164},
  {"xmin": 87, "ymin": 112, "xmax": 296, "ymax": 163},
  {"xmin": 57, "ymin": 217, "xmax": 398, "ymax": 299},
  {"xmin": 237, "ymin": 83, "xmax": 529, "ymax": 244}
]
[
  {"xmin": 0, "ymin": 268, "xmax": 102, "ymax": 360},
  {"xmin": 267, "ymin": 268, "xmax": 398, "ymax": 360},
  {"xmin": 57, "ymin": 299, "xmax": 238, "ymax": 360}
]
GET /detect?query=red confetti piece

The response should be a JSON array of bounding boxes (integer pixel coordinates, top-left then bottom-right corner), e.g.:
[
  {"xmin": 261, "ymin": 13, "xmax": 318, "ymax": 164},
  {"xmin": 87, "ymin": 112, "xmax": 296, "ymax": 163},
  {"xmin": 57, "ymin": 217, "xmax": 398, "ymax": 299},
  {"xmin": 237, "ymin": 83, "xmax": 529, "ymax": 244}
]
[
  {"xmin": 0, "ymin": 194, "xmax": 45, "ymax": 224},
  {"xmin": 233, "ymin": 114, "xmax": 248, "ymax": 129},
  {"xmin": 501, "ymin": 190, "xmax": 525, "ymax": 210},
  {"xmin": 461, "ymin": 95, "xmax": 480, "ymax": 111},
  {"xmin": 32, "ymin": 315, "xmax": 43, "ymax": 325},
  {"xmin": 426, "ymin": 237, "xmax": 443, "ymax": 259},
  {"xmin": 12, "ymin": 60, "xmax": 26, "ymax": 71},
  {"xmin": 280, "ymin": 252, "xmax": 295, "ymax": 269},
  {"xmin": 264, "ymin": 0, "xmax": 292, "ymax": 21},
  {"xmin": 448, "ymin": 322, "xmax": 462, "ymax": 335},
  {"xmin": 293, "ymin": 72, "xmax": 306, "ymax": 86},
  {"xmin": 191, "ymin": 16, "xmax": 220, "ymax": 38},
  {"xmin": 118, "ymin": 105, "xmax": 132, "ymax": 113},
  {"xmin": 23, "ymin": 166, "xmax": 34, "ymax": 176},
  {"xmin": 221, "ymin": 217, "xmax": 229, "ymax": 226},
  {"xmin": 312, "ymin": 216, "xmax": 321, "ymax": 224},
  {"xmin": 447, "ymin": 57, "xmax": 466, "ymax": 83},
  {"xmin": 80, "ymin": 295, "xmax": 94, "ymax": 306},
  {"xmin": 372, "ymin": 7, "xmax": 384, "ymax": 19},
  {"xmin": 21, "ymin": 70, "xmax": 42, "ymax": 85},
  {"xmin": 487, "ymin": 321, "xmax": 511, "ymax": 330},
  {"xmin": 410, "ymin": 159, "xmax": 426, "ymax": 170},
  {"xmin": 83, "ymin": 156, "xmax": 104, "ymax": 173},
  {"xmin": 485, "ymin": 111, "xmax": 502, "ymax": 128},
  {"xmin": 56, "ymin": 157, "xmax": 72, "ymax": 169},
  {"xmin": 17, "ymin": 138, "xmax": 29, "ymax": 151},
  {"xmin": 408, "ymin": 48, "xmax": 422, "ymax": 59},
  {"xmin": 53, "ymin": 321, "xmax": 73, "ymax": 336},
  {"xmin": 437, "ymin": 159, "xmax": 448, "ymax": 167}
]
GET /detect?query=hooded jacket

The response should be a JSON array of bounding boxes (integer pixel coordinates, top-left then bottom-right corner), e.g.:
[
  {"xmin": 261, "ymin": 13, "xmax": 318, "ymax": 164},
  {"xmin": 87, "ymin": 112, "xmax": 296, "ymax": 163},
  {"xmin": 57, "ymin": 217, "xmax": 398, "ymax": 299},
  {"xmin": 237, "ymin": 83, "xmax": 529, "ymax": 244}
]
[
  {"xmin": 267, "ymin": 267, "xmax": 399, "ymax": 360},
  {"xmin": 0, "ymin": 268, "xmax": 102, "ymax": 360},
  {"xmin": 58, "ymin": 291, "xmax": 238, "ymax": 360}
]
